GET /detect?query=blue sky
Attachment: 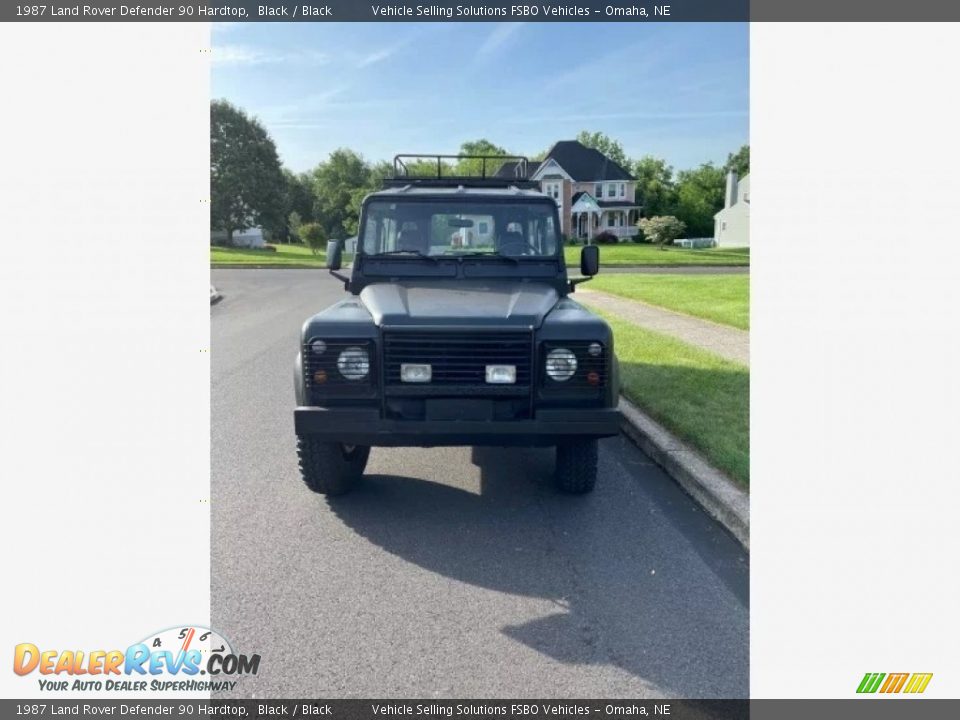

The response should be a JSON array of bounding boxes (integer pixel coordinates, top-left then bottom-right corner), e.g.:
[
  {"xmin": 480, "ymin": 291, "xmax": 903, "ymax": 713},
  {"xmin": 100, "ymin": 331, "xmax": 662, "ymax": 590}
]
[{"xmin": 212, "ymin": 22, "xmax": 748, "ymax": 174}]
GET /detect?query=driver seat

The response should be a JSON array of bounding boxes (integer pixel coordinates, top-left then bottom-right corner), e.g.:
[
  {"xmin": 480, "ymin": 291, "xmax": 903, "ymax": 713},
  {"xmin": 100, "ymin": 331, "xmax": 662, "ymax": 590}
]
[
  {"xmin": 497, "ymin": 231, "xmax": 527, "ymax": 256},
  {"xmin": 397, "ymin": 227, "xmax": 427, "ymax": 254}
]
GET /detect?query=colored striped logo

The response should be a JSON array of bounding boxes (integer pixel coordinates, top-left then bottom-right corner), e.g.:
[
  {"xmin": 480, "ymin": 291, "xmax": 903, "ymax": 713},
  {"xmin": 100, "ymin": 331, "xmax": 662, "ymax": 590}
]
[{"xmin": 857, "ymin": 672, "xmax": 933, "ymax": 694}]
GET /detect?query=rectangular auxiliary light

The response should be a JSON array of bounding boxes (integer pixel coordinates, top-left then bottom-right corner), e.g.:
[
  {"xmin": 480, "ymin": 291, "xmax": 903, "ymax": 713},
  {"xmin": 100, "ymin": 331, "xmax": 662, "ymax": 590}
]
[
  {"xmin": 400, "ymin": 363, "xmax": 432, "ymax": 383},
  {"xmin": 485, "ymin": 365, "xmax": 517, "ymax": 384}
]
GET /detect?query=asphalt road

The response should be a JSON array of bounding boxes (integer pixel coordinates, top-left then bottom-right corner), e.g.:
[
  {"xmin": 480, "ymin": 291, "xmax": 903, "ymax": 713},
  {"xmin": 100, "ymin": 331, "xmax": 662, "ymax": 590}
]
[{"xmin": 211, "ymin": 269, "xmax": 748, "ymax": 699}]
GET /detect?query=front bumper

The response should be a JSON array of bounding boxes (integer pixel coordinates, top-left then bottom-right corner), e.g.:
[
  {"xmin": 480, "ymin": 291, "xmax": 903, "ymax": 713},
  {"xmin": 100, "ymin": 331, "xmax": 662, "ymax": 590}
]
[{"xmin": 294, "ymin": 406, "xmax": 621, "ymax": 447}]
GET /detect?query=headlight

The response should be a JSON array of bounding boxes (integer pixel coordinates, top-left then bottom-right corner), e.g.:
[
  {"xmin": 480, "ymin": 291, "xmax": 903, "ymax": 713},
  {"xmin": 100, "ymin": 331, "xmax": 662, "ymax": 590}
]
[
  {"xmin": 337, "ymin": 347, "xmax": 370, "ymax": 380},
  {"xmin": 310, "ymin": 339, "xmax": 327, "ymax": 355},
  {"xmin": 545, "ymin": 348, "xmax": 577, "ymax": 381}
]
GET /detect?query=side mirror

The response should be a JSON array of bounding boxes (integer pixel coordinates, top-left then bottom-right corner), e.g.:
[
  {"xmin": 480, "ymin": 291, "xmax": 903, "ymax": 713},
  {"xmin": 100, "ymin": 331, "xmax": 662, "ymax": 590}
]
[
  {"xmin": 326, "ymin": 240, "xmax": 343, "ymax": 271},
  {"xmin": 580, "ymin": 245, "xmax": 599, "ymax": 276}
]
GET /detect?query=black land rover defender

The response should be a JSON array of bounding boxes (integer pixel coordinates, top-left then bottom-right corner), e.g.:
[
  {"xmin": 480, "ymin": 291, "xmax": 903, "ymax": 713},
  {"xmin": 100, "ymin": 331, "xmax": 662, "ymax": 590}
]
[{"xmin": 294, "ymin": 155, "xmax": 620, "ymax": 495}]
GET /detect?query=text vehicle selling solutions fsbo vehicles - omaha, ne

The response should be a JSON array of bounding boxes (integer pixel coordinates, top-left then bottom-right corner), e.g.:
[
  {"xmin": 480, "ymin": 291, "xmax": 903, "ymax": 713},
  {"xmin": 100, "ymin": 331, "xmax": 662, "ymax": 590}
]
[{"xmin": 293, "ymin": 154, "xmax": 621, "ymax": 496}]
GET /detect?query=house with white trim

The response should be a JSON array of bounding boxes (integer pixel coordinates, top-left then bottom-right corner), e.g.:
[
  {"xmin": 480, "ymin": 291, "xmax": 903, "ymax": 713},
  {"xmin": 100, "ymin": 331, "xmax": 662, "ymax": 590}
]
[{"xmin": 496, "ymin": 140, "xmax": 640, "ymax": 241}]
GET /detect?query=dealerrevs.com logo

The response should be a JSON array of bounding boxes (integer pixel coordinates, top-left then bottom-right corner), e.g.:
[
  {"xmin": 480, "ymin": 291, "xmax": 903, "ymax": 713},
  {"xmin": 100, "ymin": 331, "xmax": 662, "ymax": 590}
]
[
  {"xmin": 13, "ymin": 625, "xmax": 260, "ymax": 693},
  {"xmin": 857, "ymin": 672, "xmax": 933, "ymax": 695}
]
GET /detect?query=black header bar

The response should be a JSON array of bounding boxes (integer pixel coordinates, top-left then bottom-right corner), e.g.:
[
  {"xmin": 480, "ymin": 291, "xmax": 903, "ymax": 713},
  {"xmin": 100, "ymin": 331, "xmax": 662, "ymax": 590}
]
[
  {"xmin": 3, "ymin": 700, "xmax": 960, "ymax": 720},
  {"xmin": 5, "ymin": 1, "xmax": 960, "ymax": 22}
]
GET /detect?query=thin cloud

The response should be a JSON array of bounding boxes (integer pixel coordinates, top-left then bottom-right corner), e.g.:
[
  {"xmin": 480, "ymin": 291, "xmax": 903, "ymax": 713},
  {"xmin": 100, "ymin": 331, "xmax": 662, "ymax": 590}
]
[
  {"xmin": 356, "ymin": 40, "xmax": 411, "ymax": 68},
  {"xmin": 212, "ymin": 44, "xmax": 329, "ymax": 67},
  {"xmin": 506, "ymin": 109, "xmax": 749, "ymax": 125},
  {"xmin": 475, "ymin": 23, "xmax": 525, "ymax": 61}
]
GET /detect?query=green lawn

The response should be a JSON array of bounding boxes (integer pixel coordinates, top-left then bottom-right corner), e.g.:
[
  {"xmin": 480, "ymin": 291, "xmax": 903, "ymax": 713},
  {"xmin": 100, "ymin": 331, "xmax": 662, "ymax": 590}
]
[
  {"xmin": 565, "ymin": 244, "xmax": 749, "ymax": 267},
  {"xmin": 590, "ymin": 274, "xmax": 750, "ymax": 330},
  {"xmin": 602, "ymin": 312, "xmax": 749, "ymax": 486},
  {"xmin": 211, "ymin": 244, "xmax": 332, "ymax": 267},
  {"xmin": 213, "ymin": 243, "xmax": 748, "ymax": 268}
]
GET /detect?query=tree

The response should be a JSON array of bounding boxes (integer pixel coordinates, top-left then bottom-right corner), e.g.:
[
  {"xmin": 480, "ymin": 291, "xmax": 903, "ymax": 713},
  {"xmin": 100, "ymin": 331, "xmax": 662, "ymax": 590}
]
[
  {"xmin": 576, "ymin": 131, "xmax": 629, "ymax": 168},
  {"xmin": 638, "ymin": 216, "xmax": 686, "ymax": 250},
  {"xmin": 674, "ymin": 162, "xmax": 726, "ymax": 238},
  {"xmin": 299, "ymin": 222, "xmax": 327, "ymax": 256},
  {"xmin": 455, "ymin": 139, "xmax": 511, "ymax": 177},
  {"xmin": 633, "ymin": 156, "xmax": 677, "ymax": 218},
  {"xmin": 287, "ymin": 211, "xmax": 302, "ymax": 243},
  {"xmin": 210, "ymin": 100, "xmax": 285, "ymax": 246},
  {"xmin": 308, "ymin": 149, "xmax": 373, "ymax": 239},
  {"xmin": 285, "ymin": 170, "xmax": 316, "ymax": 221},
  {"xmin": 724, "ymin": 144, "xmax": 750, "ymax": 178}
]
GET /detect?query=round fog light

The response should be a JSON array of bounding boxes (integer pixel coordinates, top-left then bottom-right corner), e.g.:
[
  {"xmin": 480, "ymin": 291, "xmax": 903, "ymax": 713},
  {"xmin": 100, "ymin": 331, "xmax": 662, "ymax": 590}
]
[
  {"xmin": 311, "ymin": 339, "xmax": 327, "ymax": 355},
  {"xmin": 588, "ymin": 342, "xmax": 602, "ymax": 357},
  {"xmin": 546, "ymin": 348, "xmax": 577, "ymax": 381}
]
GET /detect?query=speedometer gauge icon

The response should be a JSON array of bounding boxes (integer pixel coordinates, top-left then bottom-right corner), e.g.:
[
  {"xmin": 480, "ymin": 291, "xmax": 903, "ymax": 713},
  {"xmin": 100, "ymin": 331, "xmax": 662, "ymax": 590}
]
[{"xmin": 139, "ymin": 625, "xmax": 234, "ymax": 673}]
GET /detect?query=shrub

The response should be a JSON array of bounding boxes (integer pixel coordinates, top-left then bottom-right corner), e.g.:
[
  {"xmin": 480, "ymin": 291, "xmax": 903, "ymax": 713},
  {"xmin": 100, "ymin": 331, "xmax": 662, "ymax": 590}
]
[
  {"xmin": 299, "ymin": 223, "xmax": 327, "ymax": 256},
  {"xmin": 637, "ymin": 215, "xmax": 686, "ymax": 249},
  {"xmin": 590, "ymin": 231, "xmax": 619, "ymax": 245}
]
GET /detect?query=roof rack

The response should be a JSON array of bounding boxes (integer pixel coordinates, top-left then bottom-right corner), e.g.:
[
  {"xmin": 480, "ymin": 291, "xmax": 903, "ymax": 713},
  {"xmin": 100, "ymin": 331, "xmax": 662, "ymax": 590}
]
[{"xmin": 384, "ymin": 153, "xmax": 539, "ymax": 189}]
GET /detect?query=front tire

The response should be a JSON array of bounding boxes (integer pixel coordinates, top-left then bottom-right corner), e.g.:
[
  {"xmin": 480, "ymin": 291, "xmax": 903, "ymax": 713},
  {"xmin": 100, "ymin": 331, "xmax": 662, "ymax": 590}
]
[
  {"xmin": 555, "ymin": 438, "xmax": 598, "ymax": 494},
  {"xmin": 297, "ymin": 437, "xmax": 370, "ymax": 496}
]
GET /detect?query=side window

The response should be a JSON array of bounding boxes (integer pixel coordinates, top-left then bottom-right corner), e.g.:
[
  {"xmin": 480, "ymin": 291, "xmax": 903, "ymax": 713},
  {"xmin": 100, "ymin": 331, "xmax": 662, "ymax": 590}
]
[
  {"xmin": 607, "ymin": 183, "xmax": 616, "ymax": 198},
  {"xmin": 619, "ymin": 183, "xmax": 626, "ymax": 197},
  {"xmin": 594, "ymin": 183, "xmax": 602, "ymax": 197}
]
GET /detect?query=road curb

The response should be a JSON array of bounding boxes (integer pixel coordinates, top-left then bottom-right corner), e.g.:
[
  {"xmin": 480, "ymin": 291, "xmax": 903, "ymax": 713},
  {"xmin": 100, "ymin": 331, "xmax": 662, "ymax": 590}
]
[{"xmin": 618, "ymin": 396, "xmax": 749, "ymax": 550}]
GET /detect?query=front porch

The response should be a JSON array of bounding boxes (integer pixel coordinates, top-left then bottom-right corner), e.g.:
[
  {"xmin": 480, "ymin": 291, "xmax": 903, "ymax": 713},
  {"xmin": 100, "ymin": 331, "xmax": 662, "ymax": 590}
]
[{"xmin": 571, "ymin": 207, "xmax": 640, "ymax": 241}]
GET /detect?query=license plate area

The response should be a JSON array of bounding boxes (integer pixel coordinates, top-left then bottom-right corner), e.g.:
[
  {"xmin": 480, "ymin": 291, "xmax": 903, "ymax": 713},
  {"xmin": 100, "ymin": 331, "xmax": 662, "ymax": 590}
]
[{"xmin": 425, "ymin": 399, "xmax": 494, "ymax": 421}]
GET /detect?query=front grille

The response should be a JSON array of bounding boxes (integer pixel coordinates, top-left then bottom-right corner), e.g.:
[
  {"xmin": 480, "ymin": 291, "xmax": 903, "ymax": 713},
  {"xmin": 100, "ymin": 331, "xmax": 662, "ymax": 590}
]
[{"xmin": 383, "ymin": 330, "xmax": 532, "ymax": 389}]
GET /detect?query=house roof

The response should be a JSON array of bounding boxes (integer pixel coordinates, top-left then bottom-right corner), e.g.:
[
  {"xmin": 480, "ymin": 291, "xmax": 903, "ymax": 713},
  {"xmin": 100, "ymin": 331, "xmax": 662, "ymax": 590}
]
[
  {"xmin": 542, "ymin": 140, "xmax": 636, "ymax": 181},
  {"xmin": 493, "ymin": 160, "xmax": 541, "ymax": 179},
  {"xmin": 494, "ymin": 140, "xmax": 635, "ymax": 182}
]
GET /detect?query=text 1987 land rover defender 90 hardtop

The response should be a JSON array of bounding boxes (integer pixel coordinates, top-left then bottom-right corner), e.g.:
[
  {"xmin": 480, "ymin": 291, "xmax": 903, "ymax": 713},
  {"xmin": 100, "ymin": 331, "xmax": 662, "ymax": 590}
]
[{"xmin": 294, "ymin": 155, "xmax": 621, "ymax": 495}]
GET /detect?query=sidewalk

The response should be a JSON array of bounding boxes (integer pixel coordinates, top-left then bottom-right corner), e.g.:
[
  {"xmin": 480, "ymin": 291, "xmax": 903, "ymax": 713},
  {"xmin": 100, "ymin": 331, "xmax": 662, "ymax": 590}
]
[{"xmin": 575, "ymin": 287, "xmax": 749, "ymax": 367}]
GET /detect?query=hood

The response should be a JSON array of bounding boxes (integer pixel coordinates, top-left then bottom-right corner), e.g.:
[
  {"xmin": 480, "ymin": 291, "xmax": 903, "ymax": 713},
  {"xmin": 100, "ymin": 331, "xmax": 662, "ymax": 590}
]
[{"xmin": 359, "ymin": 280, "xmax": 560, "ymax": 328}]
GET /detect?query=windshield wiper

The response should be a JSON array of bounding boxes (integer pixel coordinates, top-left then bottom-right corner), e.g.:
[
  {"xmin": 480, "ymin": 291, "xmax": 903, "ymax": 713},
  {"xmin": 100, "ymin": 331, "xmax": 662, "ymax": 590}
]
[
  {"xmin": 454, "ymin": 252, "xmax": 520, "ymax": 265},
  {"xmin": 370, "ymin": 250, "xmax": 438, "ymax": 262}
]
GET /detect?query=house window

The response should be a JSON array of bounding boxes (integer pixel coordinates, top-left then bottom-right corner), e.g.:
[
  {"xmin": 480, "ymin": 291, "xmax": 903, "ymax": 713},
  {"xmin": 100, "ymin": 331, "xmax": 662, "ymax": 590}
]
[
  {"xmin": 607, "ymin": 214, "xmax": 615, "ymax": 227},
  {"xmin": 543, "ymin": 181, "xmax": 562, "ymax": 207},
  {"xmin": 606, "ymin": 184, "xmax": 616, "ymax": 198},
  {"xmin": 594, "ymin": 183, "xmax": 602, "ymax": 197},
  {"xmin": 619, "ymin": 183, "xmax": 626, "ymax": 198},
  {"xmin": 478, "ymin": 221, "xmax": 489, "ymax": 235}
]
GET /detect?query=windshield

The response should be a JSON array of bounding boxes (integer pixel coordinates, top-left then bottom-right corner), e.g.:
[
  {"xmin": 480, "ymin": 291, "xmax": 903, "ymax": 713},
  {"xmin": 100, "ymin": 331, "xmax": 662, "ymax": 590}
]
[{"xmin": 361, "ymin": 199, "xmax": 560, "ymax": 258}]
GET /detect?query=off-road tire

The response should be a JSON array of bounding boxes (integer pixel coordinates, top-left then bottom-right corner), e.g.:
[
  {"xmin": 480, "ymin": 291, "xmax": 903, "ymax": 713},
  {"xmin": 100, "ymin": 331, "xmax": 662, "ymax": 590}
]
[
  {"xmin": 554, "ymin": 438, "xmax": 599, "ymax": 494},
  {"xmin": 297, "ymin": 437, "xmax": 370, "ymax": 496}
]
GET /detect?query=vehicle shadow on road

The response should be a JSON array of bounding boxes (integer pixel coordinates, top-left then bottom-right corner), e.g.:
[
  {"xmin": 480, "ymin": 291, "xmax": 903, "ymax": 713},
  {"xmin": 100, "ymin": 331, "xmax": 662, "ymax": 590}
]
[{"xmin": 325, "ymin": 444, "xmax": 748, "ymax": 697}]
